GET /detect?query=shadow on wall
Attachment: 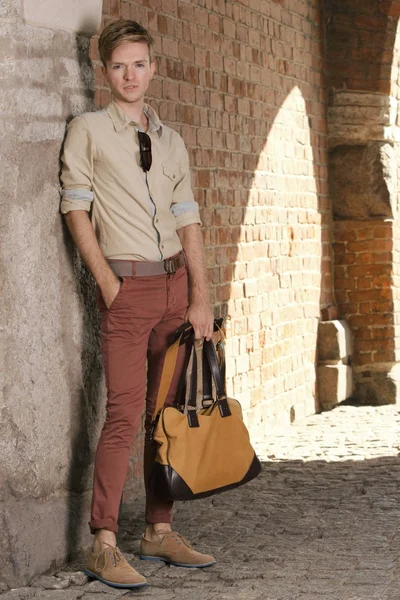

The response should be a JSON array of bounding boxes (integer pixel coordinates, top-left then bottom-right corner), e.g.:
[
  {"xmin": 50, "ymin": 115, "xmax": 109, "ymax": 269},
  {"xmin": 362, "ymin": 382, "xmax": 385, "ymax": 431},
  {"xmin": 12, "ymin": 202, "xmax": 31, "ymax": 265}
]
[
  {"xmin": 213, "ymin": 83, "xmax": 332, "ymax": 438},
  {"xmin": 60, "ymin": 33, "xmax": 103, "ymax": 561}
]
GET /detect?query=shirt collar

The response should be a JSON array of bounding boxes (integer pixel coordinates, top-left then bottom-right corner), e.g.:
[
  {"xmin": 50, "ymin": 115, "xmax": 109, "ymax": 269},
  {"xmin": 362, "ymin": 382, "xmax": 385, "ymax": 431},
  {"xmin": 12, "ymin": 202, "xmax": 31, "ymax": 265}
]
[{"xmin": 106, "ymin": 101, "xmax": 162, "ymax": 134}]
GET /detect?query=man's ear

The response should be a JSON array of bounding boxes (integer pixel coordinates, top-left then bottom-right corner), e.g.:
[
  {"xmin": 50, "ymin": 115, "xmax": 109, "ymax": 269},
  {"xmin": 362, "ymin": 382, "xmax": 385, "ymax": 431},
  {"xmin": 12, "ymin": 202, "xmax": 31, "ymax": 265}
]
[
  {"xmin": 150, "ymin": 60, "xmax": 156, "ymax": 79},
  {"xmin": 102, "ymin": 65, "xmax": 108, "ymax": 81}
]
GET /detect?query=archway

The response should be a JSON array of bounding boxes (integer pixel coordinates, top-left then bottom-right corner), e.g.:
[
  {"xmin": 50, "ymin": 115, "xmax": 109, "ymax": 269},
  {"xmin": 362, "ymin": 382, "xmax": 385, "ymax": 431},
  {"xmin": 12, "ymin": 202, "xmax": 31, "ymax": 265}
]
[{"xmin": 327, "ymin": 0, "xmax": 400, "ymax": 403}]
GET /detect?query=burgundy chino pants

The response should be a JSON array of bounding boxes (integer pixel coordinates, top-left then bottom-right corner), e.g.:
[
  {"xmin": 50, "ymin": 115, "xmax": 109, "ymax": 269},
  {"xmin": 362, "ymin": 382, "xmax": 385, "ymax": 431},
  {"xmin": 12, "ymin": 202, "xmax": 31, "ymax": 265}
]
[{"xmin": 89, "ymin": 263, "xmax": 189, "ymax": 534}]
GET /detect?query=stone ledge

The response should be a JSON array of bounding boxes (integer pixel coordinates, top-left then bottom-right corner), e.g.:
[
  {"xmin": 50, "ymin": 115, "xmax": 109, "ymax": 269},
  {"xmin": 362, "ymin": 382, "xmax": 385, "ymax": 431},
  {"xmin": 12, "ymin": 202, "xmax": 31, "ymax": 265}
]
[
  {"xmin": 23, "ymin": 0, "xmax": 102, "ymax": 36},
  {"xmin": 328, "ymin": 91, "xmax": 400, "ymax": 149}
]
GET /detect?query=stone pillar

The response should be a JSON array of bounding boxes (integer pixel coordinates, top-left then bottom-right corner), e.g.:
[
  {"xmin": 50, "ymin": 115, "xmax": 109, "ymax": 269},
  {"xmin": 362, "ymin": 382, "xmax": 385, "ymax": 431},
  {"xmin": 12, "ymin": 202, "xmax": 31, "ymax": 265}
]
[
  {"xmin": 0, "ymin": 0, "xmax": 102, "ymax": 590},
  {"xmin": 329, "ymin": 90, "xmax": 400, "ymax": 404}
]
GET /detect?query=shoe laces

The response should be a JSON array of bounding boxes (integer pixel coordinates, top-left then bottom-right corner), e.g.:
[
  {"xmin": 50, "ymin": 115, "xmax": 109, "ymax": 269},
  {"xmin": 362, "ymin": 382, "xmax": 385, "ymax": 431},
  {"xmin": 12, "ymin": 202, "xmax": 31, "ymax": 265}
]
[
  {"xmin": 168, "ymin": 531, "xmax": 193, "ymax": 549},
  {"xmin": 94, "ymin": 543, "xmax": 125, "ymax": 571}
]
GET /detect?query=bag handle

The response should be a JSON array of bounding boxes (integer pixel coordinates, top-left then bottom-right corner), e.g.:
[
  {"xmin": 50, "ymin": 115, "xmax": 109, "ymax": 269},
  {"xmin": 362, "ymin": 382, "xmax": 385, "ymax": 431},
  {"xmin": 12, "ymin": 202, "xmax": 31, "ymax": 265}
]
[
  {"xmin": 203, "ymin": 338, "xmax": 231, "ymax": 418},
  {"xmin": 202, "ymin": 347, "xmax": 213, "ymax": 408},
  {"xmin": 174, "ymin": 334, "xmax": 194, "ymax": 411},
  {"xmin": 203, "ymin": 340, "xmax": 226, "ymax": 399},
  {"xmin": 152, "ymin": 319, "xmax": 224, "ymax": 422}
]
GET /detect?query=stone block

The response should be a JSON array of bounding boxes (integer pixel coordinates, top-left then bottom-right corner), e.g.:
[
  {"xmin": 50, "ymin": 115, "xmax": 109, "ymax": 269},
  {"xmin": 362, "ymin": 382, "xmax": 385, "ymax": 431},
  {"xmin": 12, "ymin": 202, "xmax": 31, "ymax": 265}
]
[
  {"xmin": 317, "ymin": 320, "xmax": 353, "ymax": 363},
  {"xmin": 317, "ymin": 365, "xmax": 353, "ymax": 410},
  {"xmin": 23, "ymin": 0, "xmax": 102, "ymax": 36},
  {"xmin": 328, "ymin": 91, "xmax": 399, "ymax": 147},
  {"xmin": 331, "ymin": 91, "xmax": 392, "ymax": 108},
  {"xmin": 329, "ymin": 142, "xmax": 396, "ymax": 219}
]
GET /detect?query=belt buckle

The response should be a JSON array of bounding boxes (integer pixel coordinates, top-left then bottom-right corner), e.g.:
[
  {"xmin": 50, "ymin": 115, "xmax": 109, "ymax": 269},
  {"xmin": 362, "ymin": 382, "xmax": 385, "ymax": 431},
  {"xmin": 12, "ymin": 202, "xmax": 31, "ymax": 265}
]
[{"xmin": 164, "ymin": 257, "xmax": 177, "ymax": 274}]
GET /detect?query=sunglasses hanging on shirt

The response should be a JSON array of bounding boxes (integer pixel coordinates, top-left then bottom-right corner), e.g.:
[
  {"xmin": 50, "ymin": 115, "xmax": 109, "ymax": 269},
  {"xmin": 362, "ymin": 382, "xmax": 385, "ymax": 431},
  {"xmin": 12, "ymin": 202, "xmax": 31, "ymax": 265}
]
[{"xmin": 138, "ymin": 131, "xmax": 152, "ymax": 172}]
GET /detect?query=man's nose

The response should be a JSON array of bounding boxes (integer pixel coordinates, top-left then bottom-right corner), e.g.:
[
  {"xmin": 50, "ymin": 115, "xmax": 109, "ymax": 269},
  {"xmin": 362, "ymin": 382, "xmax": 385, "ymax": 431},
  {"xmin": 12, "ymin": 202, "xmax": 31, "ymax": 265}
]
[{"xmin": 124, "ymin": 67, "xmax": 135, "ymax": 80}]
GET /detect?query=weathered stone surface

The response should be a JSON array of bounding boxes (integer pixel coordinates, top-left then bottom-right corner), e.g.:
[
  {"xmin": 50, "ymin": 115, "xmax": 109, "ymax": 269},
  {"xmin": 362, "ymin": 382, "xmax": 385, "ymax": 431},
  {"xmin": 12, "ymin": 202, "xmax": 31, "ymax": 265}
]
[
  {"xmin": 328, "ymin": 90, "xmax": 400, "ymax": 147},
  {"xmin": 317, "ymin": 364, "xmax": 353, "ymax": 409},
  {"xmin": 329, "ymin": 142, "xmax": 396, "ymax": 219},
  {"xmin": 0, "ymin": 8, "xmax": 100, "ymax": 591},
  {"xmin": 31, "ymin": 592, "xmax": 83, "ymax": 600},
  {"xmin": 0, "ymin": 591, "xmax": 36, "ymax": 600},
  {"xmin": 317, "ymin": 320, "xmax": 352, "ymax": 363},
  {"xmin": 32, "ymin": 576, "xmax": 70, "ymax": 590},
  {"xmin": 56, "ymin": 573, "xmax": 89, "ymax": 587},
  {"xmin": 353, "ymin": 366, "xmax": 400, "ymax": 406},
  {"xmin": 0, "ymin": 493, "xmax": 92, "ymax": 590},
  {"xmin": 23, "ymin": 0, "xmax": 102, "ymax": 35},
  {"xmin": 0, "ymin": 0, "xmax": 21, "ymax": 18},
  {"xmin": 332, "ymin": 91, "xmax": 394, "ymax": 108}
]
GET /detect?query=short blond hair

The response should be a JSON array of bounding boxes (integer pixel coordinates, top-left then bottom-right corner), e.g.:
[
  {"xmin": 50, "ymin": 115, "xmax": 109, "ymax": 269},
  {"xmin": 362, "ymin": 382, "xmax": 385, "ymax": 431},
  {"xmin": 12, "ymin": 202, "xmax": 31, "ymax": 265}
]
[{"xmin": 98, "ymin": 20, "xmax": 154, "ymax": 67}]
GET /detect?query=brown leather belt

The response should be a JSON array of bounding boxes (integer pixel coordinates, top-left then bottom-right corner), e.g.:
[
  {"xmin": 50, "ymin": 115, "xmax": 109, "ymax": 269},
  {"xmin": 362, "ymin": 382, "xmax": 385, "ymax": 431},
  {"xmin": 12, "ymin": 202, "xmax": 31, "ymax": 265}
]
[{"xmin": 108, "ymin": 251, "xmax": 186, "ymax": 277}]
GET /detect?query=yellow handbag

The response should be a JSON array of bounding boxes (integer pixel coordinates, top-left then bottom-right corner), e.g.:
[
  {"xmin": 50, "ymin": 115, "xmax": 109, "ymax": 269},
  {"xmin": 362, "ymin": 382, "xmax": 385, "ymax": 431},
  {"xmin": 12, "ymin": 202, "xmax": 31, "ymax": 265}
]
[{"xmin": 149, "ymin": 321, "xmax": 261, "ymax": 501}]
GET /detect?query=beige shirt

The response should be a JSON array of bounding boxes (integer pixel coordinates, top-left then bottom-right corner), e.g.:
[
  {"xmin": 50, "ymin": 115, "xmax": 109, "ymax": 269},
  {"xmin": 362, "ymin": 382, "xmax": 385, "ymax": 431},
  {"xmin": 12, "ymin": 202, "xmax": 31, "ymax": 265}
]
[{"xmin": 60, "ymin": 101, "xmax": 201, "ymax": 261}]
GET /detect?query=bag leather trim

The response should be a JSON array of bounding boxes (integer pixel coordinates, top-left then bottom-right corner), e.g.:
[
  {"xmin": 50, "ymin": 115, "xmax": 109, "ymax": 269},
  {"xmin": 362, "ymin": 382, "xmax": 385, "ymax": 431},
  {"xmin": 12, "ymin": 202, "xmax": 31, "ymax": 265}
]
[{"xmin": 150, "ymin": 454, "xmax": 262, "ymax": 501}]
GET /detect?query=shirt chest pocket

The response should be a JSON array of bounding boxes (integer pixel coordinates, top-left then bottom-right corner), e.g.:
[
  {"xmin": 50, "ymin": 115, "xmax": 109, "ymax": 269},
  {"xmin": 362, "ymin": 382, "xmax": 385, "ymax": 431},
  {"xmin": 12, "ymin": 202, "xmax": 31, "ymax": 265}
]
[{"xmin": 162, "ymin": 163, "xmax": 180, "ymax": 184}]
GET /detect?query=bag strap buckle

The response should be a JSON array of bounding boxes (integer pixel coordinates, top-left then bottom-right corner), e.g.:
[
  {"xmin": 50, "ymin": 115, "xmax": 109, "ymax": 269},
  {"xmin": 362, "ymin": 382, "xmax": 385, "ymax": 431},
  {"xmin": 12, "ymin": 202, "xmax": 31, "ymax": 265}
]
[
  {"xmin": 187, "ymin": 410, "xmax": 200, "ymax": 428},
  {"xmin": 218, "ymin": 398, "xmax": 231, "ymax": 418}
]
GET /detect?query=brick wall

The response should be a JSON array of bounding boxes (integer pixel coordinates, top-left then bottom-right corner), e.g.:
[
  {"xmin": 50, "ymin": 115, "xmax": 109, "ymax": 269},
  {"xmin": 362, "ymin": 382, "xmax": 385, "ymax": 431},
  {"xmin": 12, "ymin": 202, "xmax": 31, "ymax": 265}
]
[
  {"xmin": 91, "ymin": 0, "xmax": 333, "ymax": 438},
  {"xmin": 333, "ymin": 221, "xmax": 395, "ymax": 367},
  {"xmin": 326, "ymin": 0, "xmax": 399, "ymax": 94}
]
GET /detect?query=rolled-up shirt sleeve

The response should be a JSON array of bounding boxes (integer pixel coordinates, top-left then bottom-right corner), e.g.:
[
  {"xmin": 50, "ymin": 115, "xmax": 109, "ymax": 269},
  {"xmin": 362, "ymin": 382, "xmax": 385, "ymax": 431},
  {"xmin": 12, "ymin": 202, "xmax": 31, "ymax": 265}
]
[
  {"xmin": 171, "ymin": 137, "xmax": 201, "ymax": 229},
  {"xmin": 60, "ymin": 116, "xmax": 94, "ymax": 214}
]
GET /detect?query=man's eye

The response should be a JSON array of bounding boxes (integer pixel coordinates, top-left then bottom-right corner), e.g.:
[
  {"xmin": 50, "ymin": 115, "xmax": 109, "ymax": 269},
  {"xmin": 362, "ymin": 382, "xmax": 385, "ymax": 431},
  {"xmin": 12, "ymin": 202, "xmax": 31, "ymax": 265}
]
[
  {"xmin": 112, "ymin": 65, "xmax": 123, "ymax": 70},
  {"xmin": 137, "ymin": 63, "xmax": 145, "ymax": 68}
]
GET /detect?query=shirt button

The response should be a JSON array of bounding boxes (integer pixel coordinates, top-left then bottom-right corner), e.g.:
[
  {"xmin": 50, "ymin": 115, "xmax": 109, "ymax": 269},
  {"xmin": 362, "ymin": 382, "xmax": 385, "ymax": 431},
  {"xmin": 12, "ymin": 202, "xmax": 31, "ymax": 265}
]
[
  {"xmin": 173, "ymin": 175, "xmax": 176, "ymax": 179},
  {"xmin": 156, "ymin": 219, "xmax": 159, "ymax": 223}
]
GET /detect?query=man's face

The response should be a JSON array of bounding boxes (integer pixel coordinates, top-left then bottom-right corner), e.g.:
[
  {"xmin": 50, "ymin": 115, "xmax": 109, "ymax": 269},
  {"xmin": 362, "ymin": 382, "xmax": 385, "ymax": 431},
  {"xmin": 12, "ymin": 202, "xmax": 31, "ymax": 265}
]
[{"xmin": 104, "ymin": 41, "xmax": 156, "ymax": 105}]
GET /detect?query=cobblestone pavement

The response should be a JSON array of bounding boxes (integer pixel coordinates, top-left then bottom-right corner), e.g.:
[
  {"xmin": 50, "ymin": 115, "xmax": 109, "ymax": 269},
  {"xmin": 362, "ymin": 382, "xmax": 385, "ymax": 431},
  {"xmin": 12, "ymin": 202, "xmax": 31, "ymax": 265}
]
[{"xmin": 3, "ymin": 405, "xmax": 400, "ymax": 600}]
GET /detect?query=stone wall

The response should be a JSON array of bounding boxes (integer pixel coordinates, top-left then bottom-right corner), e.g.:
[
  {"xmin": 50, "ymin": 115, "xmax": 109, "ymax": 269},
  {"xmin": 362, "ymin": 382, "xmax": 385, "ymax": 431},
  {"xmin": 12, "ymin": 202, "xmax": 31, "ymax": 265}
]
[
  {"xmin": 92, "ymin": 0, "xmax": 333, "ymax": 443},
  {"xmin": 0, "ymin": 0, "xmax": 102, "ymax": 589}
]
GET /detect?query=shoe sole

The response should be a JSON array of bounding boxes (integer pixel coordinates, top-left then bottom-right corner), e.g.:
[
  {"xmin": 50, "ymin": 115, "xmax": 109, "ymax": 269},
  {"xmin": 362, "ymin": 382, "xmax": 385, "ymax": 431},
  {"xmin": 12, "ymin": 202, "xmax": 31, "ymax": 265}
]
[
  {"xmin": 83, "ymin": 569, "xmax": 149, "ymax": 589},
  {"xmin": 139, "ymin": 555, "xmax": 216, "ymax": 568}
]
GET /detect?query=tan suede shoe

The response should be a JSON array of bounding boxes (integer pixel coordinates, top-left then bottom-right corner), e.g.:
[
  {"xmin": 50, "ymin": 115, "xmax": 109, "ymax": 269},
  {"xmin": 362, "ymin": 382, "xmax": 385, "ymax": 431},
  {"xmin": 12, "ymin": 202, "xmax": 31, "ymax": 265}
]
[
  {"xmin": 84, "ymin": 543, "xmax": 148, "ymax": 589},
  {"xmin": 139, "ymin": 531, "xmax": 216, "ymax": 568}
]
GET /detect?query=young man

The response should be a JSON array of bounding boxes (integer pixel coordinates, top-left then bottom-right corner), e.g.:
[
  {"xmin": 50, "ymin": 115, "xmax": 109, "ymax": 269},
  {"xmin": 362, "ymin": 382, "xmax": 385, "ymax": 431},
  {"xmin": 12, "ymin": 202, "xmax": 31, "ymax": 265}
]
[{"xmin": 61, "ymin": 20, "xmax": 215, "ymax": 589}]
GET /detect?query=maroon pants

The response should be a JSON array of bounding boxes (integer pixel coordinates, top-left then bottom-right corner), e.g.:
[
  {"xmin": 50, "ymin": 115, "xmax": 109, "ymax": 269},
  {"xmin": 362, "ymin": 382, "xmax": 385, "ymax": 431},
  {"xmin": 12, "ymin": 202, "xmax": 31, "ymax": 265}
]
[{"xmin": 89, "ymin": 263, "xmax": 189, "ymax": 534}]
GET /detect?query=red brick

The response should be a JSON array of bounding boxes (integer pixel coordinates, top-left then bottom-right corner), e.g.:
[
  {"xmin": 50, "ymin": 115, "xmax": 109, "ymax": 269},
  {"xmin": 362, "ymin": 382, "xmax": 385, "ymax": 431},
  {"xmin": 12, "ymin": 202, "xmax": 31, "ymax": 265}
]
[
  {"xmin": 321, "ymin": 305, "xmax": 339, "ymax": 321},
  {"xmin": 110, "ymin": 0, "xmax": 120, "ymax": 17},
  {"xmin": 373, "ymin": 350, "xmax": 396, "ymax": 363},
  {"xmin": 209, "ymin": 13, "xmax": 222, "ymax": 33},
  {"xmin": 178, "ymin": 41, "xmax": 194, "ymax": 63},
  {"xmin": 177, "ymin": 1, "xmax": 193, "ymax": 21},
  {"xmin": 162, "ymin": 0, "xmax": 177, "ymax": 16}
]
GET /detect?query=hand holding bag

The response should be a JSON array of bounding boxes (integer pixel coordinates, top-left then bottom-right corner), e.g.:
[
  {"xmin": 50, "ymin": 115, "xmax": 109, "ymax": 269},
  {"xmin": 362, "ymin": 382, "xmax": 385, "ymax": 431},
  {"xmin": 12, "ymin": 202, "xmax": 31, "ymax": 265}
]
[{"xmin": 149, "ymin": 322, "xmax": 262, "ymax": 501}]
